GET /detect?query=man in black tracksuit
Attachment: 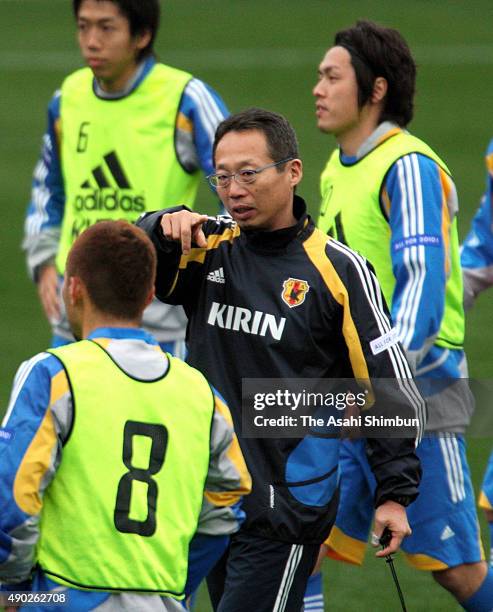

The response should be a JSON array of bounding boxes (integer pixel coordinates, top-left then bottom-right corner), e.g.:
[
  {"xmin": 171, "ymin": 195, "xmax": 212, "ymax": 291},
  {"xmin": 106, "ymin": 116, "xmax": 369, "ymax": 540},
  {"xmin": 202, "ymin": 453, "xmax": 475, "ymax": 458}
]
[{"xmin": 138, "ymin": 108, "xmax": 423, "ymax": 612}]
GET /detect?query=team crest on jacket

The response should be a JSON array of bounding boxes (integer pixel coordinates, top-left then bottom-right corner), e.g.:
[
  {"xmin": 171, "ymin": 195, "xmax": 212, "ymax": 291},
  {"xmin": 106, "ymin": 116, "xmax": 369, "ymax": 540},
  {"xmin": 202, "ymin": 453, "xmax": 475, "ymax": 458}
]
[{"xmin": 282, "ymin": 278, "xmax": 310, "ymax": 308}]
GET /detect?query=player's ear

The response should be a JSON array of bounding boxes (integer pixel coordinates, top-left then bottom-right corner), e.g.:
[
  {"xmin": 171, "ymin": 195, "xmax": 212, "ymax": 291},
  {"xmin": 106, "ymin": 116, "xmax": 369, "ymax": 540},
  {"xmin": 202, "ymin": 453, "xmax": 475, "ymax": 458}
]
[
  {"xmin": 135, "ymin": 29, "xmax": 152, "ymax": 52},
  {"xmin": 371, "ymin": 77, "xmax": 388, "ymax": 104},
  {"xmin": 144, "ymin": 286, "xmax": 155, "ymax": 309},
  {"xmin": 68, "ymin": 276, "xmax": 84, "ymax": 305}
]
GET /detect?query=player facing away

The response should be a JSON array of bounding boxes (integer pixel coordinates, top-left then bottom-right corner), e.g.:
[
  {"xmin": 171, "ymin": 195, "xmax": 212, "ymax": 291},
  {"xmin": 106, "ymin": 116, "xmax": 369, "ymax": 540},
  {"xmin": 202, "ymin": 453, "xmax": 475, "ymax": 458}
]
[
  {"xmin": 22, "ymin": 0, "xmax": 228, "ymax": 356},
  {"xmin": 461, "ymin": 138, "xmax": 493, "ymax": 568},
  {"xmin": 138, "ymin": 108, "xmax": 424, "ymax": 612},
  {"xmin": 314, "ymin": 20, "xmax": 493, "ymax": 611},
  {"xmin": 0, "ymin": 221, "xmax": 251, "ymax": 611}
]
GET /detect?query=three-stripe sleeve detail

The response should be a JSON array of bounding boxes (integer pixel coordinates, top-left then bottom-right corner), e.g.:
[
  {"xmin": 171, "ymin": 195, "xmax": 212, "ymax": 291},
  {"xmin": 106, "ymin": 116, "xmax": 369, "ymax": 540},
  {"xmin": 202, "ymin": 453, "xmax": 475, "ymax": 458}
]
[
  {"xmin": 394, "ymin": 154, "xmax": 427, "ymax": 350},
  {"xmin": 2, "ymin": 354, "xmax": 51, "ymax": 428},
  {"xmin": 184, "ymin": 79, "xmax": 225, "ymax": 144},
  {"xmin": 25, "ymin": 156, "xmax": 51, "ymax": 237},
  {"xmin": 326, "ymin": 238, "xmax": 425, "ymax": 442},
  {"xmin": 439, "ymin": 436, "xmax": 466, "ymax": 503}
]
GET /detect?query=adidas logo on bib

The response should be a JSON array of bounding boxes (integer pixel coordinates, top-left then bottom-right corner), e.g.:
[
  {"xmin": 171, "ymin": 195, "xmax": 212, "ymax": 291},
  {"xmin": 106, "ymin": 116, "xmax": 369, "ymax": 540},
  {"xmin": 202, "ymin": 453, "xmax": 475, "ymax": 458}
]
[{"xmin": 74, "ymin": 150, "xmax": 145, "ymax": 213}]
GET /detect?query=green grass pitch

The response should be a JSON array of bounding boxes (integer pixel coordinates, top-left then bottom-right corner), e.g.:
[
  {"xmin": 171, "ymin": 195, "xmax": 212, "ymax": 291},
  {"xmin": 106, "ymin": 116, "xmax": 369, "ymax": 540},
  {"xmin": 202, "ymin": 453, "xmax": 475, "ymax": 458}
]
[{"xmin": 1, "ymin": 1, "xmax": 493, "ymax": 610}]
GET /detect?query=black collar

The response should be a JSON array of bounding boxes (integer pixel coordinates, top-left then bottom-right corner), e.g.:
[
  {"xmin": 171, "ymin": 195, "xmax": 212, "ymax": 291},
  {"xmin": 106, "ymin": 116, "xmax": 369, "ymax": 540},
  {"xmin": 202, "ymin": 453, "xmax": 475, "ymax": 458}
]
[{"xmin": 241, "ymin": 195, "xmax": 312, "ymax": 251}]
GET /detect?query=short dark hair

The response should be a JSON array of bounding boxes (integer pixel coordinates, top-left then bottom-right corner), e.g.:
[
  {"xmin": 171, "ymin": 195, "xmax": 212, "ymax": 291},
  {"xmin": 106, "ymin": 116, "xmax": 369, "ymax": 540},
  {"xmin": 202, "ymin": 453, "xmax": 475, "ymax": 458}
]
[
  {"xmin": 73, "ymin": 0, "xmax": 160, "ymax": 61},
  {"xmin": 213, "ymin": 108, "xmax": 299, "ymax": 167},
  {"xmin": 334, "ymin": 20, "xmax": 416, "ymax": 127},
  {"xmin": 66, "ymin": 220, "xmax": 156, "ymax": 320}
]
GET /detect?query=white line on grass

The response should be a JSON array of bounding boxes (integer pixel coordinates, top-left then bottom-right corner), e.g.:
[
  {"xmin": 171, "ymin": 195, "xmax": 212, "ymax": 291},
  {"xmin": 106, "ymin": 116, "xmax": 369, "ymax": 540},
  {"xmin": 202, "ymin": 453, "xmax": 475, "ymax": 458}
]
[{"xmin": 2, "ymin": 45, "xmax": 493, "ymax": 72}]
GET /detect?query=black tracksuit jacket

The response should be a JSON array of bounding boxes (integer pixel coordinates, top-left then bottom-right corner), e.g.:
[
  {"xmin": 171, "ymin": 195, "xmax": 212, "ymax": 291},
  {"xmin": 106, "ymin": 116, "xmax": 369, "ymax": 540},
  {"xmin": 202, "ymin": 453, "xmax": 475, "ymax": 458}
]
[{"xmin": 138, "ymin": 196, "xmax": 422, "ymax": 544}]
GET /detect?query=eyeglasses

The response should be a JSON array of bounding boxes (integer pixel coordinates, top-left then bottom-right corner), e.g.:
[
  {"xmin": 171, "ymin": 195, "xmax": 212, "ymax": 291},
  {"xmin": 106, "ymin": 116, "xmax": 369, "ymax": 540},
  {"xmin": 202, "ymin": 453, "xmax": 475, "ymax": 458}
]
[{"xmin": 206, "ymin": 157, "xmax": 294, "ymax": 189}]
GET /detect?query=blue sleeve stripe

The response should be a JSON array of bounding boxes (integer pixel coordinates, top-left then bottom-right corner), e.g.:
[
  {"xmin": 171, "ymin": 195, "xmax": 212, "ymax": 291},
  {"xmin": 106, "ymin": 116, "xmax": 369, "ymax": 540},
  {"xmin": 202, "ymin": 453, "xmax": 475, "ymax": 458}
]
[
  {"xmin": 461, "ymin": 148, "xmax": 493, "ymax": 270},
  {"xmin": 188, "ymin": 79, "xmax": 225, "ymax": 125},
  {"xmin": 24, "ymin": 91, "xmax": 64, "ymax": 236},
  {"xmin": 461, "ymin": 196, "xmax": 493, "ymax": 267},
  {"xmin": 394, "ymin": 155, "xmax": 427, "ymax": 350},
  {"xmin": 41, "ymin": 133, "xmax": 53, "ymax": 161},
  {"xmin": 184, "ymin": 79, "xmax": 224, "ymax": 144},
  {"xmin": 2, "ymin": 354, "xmax": 51, "ymax": 428},
  {"xmin": 25, "ymin": 159, "xmax": 51, "ymax": 237},
  {"xmin": 415, "ymin": 347, "xmax": 450, "ymax": 376}
]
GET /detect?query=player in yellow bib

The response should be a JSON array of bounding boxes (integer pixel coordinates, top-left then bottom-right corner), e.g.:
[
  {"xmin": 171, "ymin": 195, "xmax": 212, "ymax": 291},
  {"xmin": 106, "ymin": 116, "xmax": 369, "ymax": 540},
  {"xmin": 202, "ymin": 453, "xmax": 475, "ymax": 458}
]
[
  {"xmin": 23, "ymin": 0, "xmax": 228, "ymax": 356},
  {"xmin": 0, "ymin": 221, "xmax": 250, "ymax": 610},
  {"xmin": 312, "ymin": 20, "xmax": 492, "ymax": 612}
]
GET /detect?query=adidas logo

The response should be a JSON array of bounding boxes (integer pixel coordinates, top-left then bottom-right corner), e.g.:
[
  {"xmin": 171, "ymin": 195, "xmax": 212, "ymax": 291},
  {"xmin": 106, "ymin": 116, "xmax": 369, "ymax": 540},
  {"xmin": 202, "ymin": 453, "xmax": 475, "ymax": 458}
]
[
  {"xmin": 81, "ymin": 151, "xmax": 131, "ymax": 190},
  {"xmin": 207, "ymin": 267, "xmax": 225, "ymax": 284},
  {"xmin": 74, "ymin": 151, "xmax": 145, "ymax": 214},
  {"xmin": 440, "ymin": 525, "xmax": 455, "ymax": 541}
]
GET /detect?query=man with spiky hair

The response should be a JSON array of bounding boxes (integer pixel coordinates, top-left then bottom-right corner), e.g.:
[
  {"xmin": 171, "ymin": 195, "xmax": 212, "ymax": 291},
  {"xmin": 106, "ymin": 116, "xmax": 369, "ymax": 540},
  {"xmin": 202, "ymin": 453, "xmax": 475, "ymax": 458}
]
[
  {"xmin": 0, "ymin": 221, "xmax": 250, "ymax": 609},
  {"xmin": 23, "ymin": 0, "xmax": 228, "ymax": 357}
]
